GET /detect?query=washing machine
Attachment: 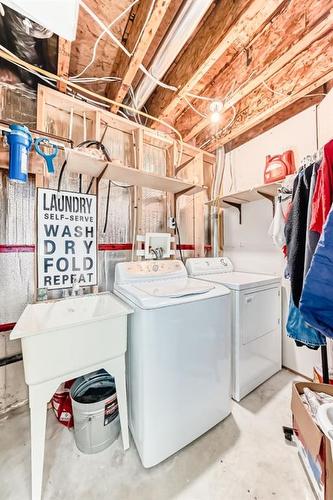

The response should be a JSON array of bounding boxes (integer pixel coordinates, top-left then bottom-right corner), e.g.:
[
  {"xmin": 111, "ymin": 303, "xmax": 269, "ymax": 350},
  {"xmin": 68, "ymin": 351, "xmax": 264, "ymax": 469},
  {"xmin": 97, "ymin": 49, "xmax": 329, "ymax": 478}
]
[
  {"xmin": 113, "ymin": 259, "xmax": 231, "ymax": 467},
  {"xmin": 186, "ymin": 257, "xmax": 281, "ymax": 402}
]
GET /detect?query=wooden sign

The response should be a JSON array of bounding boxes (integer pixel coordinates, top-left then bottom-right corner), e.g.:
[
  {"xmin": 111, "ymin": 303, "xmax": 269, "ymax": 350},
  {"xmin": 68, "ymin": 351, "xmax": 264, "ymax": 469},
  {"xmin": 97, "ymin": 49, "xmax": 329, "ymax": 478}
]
[{"xmin": 37, "ymin": 188, "xmax": 97, "ymax": 290}]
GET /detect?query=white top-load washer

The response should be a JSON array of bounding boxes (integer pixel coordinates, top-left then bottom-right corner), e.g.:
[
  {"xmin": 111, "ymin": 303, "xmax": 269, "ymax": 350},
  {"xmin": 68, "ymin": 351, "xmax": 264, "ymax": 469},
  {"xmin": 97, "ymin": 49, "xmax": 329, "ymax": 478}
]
[
  {"xmin": 186, "ymin": 257, "xmax": 281, "ymax": 402},
  {"xmin": 113, "ymin": 259, "xmax": 231, "ymax": 468}
]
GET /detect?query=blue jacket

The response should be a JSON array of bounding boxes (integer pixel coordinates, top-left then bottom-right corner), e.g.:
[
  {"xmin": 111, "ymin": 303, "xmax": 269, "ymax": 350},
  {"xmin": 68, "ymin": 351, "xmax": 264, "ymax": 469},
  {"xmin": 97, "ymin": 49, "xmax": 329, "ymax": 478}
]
[{"xmin": 300, "ymin": 205, "xmax": 333, "ymax": 338}]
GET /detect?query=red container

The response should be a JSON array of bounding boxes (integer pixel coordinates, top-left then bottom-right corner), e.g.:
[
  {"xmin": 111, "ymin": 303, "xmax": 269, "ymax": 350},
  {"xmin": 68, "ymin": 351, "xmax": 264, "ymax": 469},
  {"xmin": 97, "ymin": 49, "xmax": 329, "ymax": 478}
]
[{"xmin": 264, "ymin": 150, "xmax": 296, "ymax": 183}]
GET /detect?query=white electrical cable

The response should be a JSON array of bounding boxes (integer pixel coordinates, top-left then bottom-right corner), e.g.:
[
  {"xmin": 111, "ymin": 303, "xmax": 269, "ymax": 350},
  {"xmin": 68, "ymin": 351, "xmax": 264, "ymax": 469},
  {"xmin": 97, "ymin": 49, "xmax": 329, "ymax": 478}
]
[
  {"xmin": 72, "ymin": 0, "xmax": 139, "ymax": 79},
  {"xmin": 79, "ymin": 0, "xmax": 178, "ymax": 93},
  {"xmin": 181, "ymin": 95, "xmax": 208, "ymax": 119}
]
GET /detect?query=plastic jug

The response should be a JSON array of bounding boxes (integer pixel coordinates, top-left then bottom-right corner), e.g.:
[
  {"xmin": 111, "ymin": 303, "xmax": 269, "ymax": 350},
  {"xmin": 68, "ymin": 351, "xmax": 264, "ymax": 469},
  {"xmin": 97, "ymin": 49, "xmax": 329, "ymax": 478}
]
[{"xmin": 264, "ymin": 150, "xmax": 295, "ymax": 184}]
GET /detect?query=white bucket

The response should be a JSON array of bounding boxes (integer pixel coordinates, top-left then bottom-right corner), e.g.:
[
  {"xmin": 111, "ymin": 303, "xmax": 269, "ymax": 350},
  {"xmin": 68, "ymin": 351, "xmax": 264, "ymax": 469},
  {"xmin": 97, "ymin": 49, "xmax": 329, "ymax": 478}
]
[{"xmin": 70, "ymin": 370, "xmax": 120, "ymax": 454}]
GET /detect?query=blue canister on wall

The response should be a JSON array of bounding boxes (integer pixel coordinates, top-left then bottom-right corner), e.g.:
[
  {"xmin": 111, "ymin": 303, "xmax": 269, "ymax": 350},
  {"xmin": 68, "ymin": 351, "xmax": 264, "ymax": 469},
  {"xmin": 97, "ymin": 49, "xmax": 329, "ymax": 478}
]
[{"xmin": 7, "ymin": 124, "xmax": 33, "ymax": 183}]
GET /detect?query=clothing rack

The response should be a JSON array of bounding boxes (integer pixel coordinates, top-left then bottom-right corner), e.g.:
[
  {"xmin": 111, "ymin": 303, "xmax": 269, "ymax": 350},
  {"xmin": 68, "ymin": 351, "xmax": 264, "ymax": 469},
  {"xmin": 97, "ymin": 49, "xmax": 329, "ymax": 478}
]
[{"xmin": 299, "ymin": 150, "xmax": 329, "ymax": 384}]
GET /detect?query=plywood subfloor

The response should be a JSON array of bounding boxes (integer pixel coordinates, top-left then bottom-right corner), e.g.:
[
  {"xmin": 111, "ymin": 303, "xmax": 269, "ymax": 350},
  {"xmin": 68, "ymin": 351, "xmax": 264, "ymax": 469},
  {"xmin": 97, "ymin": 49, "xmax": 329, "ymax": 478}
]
[{"xmin": 0, "ymin": 370, "xmax": 314, "ymax": 500}]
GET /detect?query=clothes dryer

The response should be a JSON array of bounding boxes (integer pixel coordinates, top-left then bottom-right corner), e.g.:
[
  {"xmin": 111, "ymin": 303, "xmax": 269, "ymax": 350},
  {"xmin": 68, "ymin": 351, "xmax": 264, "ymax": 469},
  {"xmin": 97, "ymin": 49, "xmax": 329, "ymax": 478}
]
[{"xmin": 187, "ymin": 257, "xmax": 281, "ymax": 402}]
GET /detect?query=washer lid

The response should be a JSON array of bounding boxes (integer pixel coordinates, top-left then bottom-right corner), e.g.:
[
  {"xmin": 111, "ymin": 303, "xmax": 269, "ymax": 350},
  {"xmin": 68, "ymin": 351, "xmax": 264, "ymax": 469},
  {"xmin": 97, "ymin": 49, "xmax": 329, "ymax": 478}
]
[
  {"xmin": 195, "ymin": 272, "xmax": 281, "ymax": 291},
  {"xmin": 114, "ymin": 277, "xmax": 230, "ymax": 309},
  {"xmin": 134, "ymin": 277, "xmax": 214, "ymax": 298}
]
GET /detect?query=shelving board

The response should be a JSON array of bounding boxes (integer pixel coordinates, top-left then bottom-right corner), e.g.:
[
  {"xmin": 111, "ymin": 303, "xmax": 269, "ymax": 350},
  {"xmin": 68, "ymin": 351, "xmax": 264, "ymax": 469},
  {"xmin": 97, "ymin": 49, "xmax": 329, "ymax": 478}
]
[
  {"xmin": 66, "ymin": 149, "xmax": 206, "ymax": 195},
  {"xmin": 206, "ymin": 180, "xmax": 282, "ymax": 207}
]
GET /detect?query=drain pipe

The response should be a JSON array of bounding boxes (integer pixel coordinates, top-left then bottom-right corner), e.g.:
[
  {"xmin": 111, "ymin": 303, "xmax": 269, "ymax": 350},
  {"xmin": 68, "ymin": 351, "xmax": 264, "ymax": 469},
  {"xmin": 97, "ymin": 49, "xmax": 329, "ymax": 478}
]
[
  {"xmin": 211, "ymin": 146, "xmax": 225, "ymax": 257},
  {"xmin": 0, "ymin": 353, "xmax": 23, "ymax": 367},
  {"xmin": 134, "ymin": 0, "xmax": 214, "ymax": 109}
]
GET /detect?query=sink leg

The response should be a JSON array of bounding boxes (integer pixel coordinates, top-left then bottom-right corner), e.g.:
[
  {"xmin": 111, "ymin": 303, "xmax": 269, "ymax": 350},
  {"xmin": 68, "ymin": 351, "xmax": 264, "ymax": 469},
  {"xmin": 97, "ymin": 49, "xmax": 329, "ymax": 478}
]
[
  {"xmin": 104, "ymin": 357, "xmax": 129, "ymax": 451},
  {"xmin": 29, "ymin": 386, "xmax": 48, "ymax": 500}
]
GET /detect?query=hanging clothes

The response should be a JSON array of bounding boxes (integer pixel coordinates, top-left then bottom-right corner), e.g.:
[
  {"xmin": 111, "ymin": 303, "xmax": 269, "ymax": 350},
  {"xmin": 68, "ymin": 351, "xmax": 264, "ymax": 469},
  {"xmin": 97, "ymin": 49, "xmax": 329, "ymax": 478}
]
[
  {"xmin": 285, "ymin": 164, "xmax": 314, "ymax": 307},
  {"xmin": 300, "ymin": 205, "xmax": 333, "ymax": 339},
  {"xmin": 286, "ymin": 296, "xmax": 326, "ymax": 348},
  {"xmin": 268, "ymin": 199, "xmax": 286, "ymax": 249},
  {"xmin": 310, "ymin": 140, "xmax": 333, "ymax": 234},
  {"xmin": 304, "ymin": 161, "xmax": 320, "ymax": 277}
]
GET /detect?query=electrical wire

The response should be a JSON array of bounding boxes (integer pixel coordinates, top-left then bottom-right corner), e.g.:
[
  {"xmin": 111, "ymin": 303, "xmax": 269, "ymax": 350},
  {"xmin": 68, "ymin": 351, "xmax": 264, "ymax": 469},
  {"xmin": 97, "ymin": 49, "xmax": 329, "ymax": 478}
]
[
  {"xmin": 79, "ymin": 0, "xmax": 178, "ymax": 93},
  {"xmin": 175, "ymin": 222, "xmax": 184, "ymax": 263},
  {"xmin": 181, "ymin": 95, "xmax": 208, "ymax": 119},
  {"xmin": 0, "ymin": 46, "xmax": 185, "ymax": 161},
  {"xmin": 262, "ymin": 80, "xmax": 327, "ymax": 99},
  {"xmin": 72, "ymin": 0, "xmax": 139, "ymax": 79}
]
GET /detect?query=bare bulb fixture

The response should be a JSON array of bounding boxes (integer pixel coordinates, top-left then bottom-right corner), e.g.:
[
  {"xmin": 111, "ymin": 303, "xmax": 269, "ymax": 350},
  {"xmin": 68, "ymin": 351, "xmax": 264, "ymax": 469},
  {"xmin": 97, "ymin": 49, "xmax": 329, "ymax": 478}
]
[
  {"xmin": 210, "ymin": 111, "xmax": 221, "ymax": 123},
  {"xmin": 209, "ymin": 100, "xmax": 223, "ymax": 123}
]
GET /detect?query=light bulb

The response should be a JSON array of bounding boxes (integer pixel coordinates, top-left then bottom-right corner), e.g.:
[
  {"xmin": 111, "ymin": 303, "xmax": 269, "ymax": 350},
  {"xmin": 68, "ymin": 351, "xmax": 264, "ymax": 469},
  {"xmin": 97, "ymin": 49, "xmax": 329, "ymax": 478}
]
[
  {"xmin": 209, "ymin": 100, "xmax": 223, "ymax": 113},
  {"xmin": 210, "ymin": 111, "xmax": 221, "ymax": 123}
]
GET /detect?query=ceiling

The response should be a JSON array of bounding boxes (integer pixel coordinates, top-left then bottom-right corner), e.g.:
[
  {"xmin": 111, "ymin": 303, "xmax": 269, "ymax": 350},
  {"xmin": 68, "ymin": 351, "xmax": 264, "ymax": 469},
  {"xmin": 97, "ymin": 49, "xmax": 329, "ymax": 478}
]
[{"xmin": 2, "ymin": 0, "xmax": 333, "ymax": 151}]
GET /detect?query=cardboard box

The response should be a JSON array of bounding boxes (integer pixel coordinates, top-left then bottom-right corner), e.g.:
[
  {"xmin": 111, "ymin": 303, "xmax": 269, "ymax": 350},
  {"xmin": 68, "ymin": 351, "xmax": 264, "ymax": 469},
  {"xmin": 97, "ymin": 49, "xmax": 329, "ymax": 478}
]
[{"xmin": 291, "ymin": 382, "xmax": 333, "ymax": 500}]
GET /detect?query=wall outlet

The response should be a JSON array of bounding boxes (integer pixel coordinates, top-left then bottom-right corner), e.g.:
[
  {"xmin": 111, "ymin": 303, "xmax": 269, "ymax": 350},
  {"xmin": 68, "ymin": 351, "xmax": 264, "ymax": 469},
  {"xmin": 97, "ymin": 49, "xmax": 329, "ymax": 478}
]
[{"xmin": 168, "ymin": 217, "xmax": 176, "ymax": 229}]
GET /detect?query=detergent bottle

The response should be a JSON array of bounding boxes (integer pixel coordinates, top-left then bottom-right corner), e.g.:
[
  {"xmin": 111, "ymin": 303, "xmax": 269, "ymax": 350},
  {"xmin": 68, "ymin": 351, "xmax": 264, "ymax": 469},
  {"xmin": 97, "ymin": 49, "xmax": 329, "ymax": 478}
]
[{"xmin": 264, "ymin": 150, "xmax": 295, "ymax": 184}]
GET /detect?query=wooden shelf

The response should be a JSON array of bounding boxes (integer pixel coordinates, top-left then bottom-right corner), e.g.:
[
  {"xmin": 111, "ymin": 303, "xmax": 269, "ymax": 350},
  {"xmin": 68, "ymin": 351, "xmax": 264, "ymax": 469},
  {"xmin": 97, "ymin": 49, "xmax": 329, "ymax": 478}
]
[
  {"xmin": 206, "ymin": 180, "xmax": 283, "ymax": 223},
  {"xmin": 66, "ymin": 149, "xmax": 206, "ymax": 195},
  {"xmin": 0, "ymin": 145, "xmax": 45, "ymax": 175}
]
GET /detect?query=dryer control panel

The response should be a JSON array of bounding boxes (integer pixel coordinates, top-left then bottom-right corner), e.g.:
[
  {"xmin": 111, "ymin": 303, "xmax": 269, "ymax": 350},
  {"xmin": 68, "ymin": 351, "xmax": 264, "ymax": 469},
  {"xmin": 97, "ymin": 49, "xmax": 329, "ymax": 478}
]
[
  {"xmin": 115, "ymin": 259, "xmax": 187, "ymax": 283},
  {"xmin": 186, "ymin": 257, "xmax": 234, "ymax": 276}
]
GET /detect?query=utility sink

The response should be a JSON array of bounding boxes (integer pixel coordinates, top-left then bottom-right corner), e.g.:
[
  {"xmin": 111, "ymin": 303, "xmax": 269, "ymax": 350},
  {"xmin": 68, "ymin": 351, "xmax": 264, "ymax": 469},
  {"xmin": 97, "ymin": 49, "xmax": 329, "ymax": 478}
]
[{"xmin": 11, "ymin": 292, "xmax": 133, "ymax": 385}]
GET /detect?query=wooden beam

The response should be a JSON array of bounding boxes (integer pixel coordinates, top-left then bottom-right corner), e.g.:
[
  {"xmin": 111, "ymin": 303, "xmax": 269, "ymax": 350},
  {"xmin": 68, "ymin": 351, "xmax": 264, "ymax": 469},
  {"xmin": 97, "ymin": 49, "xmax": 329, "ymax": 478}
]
[
  {"xmin": 177, "ymin": 3, "xmax": 333, "ymax": 141},
  {"xmin": 197, "ymin": 31, "xmax": 333, "ymax": 151},
  {"xmin": 108, "ymin": 0, "xmax": 172, "ymax": 112},
  {"xmin": 145, "ymin": 0, "xmax": 285, "ymax": 126},
  {"xmin": 57, "ymin": 38, "xmax": 71, "ymax": 93},
  {"xmin": 225, "ymin": 89, "xmax": 325, "ymax": 152}
]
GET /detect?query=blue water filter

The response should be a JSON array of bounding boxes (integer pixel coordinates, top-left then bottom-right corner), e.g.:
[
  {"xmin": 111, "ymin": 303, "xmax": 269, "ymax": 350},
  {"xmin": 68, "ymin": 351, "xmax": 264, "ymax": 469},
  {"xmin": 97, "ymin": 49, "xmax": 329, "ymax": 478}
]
[{"xmin": 7, "ymin": 124, "xmax": 33, "ymax": 183}]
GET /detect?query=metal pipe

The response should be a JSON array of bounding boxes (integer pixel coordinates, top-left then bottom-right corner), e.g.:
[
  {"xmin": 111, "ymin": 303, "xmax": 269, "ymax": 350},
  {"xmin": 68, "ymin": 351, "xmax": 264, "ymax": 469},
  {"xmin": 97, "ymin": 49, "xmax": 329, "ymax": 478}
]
[
  {"xmin": 0, "ymin": 353, "xmax": 23, "ymax": 367},
  {"xmin": 211, "ymin": 147, "xmax": 225, "ymax": 256}
]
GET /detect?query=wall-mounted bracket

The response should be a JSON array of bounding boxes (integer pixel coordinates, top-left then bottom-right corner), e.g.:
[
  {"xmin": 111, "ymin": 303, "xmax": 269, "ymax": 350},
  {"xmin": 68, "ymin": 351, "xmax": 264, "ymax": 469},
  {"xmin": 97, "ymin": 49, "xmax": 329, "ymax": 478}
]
[
  {"xmin": 223, "ymin": 201, "xmax": 242, "ymax": 224},
  {"xmin": 256, "ymin": 190, "xmax": 276, "ymax": 216}
]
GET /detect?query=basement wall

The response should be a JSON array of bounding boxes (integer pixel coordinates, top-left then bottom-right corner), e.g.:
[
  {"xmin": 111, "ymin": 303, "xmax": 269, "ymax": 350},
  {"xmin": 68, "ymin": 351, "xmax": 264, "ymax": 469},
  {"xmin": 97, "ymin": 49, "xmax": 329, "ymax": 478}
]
[
  {"xmin": 0, "ymin": 84, "xmax": 203, "ymax": 413},
  {"xmin": 222, "ymin": 90, "xmax": 333, "ymax": 379}
]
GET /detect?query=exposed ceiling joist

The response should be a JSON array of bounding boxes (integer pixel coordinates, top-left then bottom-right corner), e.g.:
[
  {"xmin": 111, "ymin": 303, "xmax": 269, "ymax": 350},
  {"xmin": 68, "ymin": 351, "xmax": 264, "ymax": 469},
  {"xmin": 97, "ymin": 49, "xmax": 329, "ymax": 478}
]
[
  {"xmin": 145, "ymin": 0, "xmax": 285, "ymax": 127},
  {"xmin": 108, "ymin": 0, "xmax": 172, "ymax": 112},
  {"xmin": 177, "ymin": 2, "xmax": 333, "ymax": 141},
  {"xmin": 225, "ymin": 88, "xmax": 325, "ymax": 152},
  {"xmin": 199, "ymin": 31, "xmax": 333, "ymax": 151},
  {"xmin": 57, "ymin": 38, "xmax": 71, "ymax": 93}
]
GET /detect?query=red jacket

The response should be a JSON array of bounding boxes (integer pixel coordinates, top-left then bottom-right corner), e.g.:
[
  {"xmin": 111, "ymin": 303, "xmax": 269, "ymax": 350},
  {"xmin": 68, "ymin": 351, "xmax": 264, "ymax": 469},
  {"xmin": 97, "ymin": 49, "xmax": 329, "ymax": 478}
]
[{"xmin": 310, "ymin": 140, "xmax": 333, "ymax": 233}]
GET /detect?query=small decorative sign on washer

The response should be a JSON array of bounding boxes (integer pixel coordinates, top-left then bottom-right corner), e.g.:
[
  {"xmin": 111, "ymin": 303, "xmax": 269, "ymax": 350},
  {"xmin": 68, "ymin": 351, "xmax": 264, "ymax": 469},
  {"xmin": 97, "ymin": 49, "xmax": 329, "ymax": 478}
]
[{"xmin": 37, "ymin": 188, "xmax": 97, "ymax": 289}]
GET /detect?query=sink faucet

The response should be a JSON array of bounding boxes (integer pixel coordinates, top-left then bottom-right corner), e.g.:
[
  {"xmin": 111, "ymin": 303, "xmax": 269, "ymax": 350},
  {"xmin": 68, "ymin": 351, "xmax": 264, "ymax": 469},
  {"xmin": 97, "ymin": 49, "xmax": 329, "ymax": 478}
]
[{"xmin": 71, "ymin": 279, "xmax": 80, "ymax": 297}]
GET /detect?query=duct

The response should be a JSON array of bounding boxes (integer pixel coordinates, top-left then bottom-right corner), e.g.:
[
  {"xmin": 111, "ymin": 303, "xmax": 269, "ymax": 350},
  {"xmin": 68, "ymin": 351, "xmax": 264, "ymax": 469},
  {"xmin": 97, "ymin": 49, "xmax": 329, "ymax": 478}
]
[
  {"xmin": 211, "ymin": 146, "xmax": 225, "ymax": 257},
  {"xmin": 0, "ymin": 5, "xmax": 53, "ymax": 87},
  {"xmin": 134, "ymin": 0, "xmax": 214, "ymax": 109}
]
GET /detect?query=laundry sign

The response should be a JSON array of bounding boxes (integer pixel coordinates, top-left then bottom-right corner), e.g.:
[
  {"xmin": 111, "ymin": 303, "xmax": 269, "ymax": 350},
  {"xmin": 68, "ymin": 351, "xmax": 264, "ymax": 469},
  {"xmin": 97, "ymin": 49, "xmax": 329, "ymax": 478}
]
[{"xmin": 37, "ymin": 188, "xmax": 97, "ymax": 290}]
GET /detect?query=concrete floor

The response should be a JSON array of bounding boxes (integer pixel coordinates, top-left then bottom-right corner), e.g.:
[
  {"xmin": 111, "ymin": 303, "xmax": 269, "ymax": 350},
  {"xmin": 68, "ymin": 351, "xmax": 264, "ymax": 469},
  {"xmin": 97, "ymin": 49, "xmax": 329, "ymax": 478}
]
[{"xmin": 0, "ymin": 369, "xmax": 314, "ymax": 500}]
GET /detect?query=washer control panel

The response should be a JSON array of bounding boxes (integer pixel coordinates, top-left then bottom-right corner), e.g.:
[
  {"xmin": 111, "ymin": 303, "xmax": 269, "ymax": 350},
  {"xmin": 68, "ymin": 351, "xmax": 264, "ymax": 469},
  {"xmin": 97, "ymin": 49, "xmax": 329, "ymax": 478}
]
[
  {"xmin": 186, "ymin": 257, "xmax": 234, "ymax": 276},
  {"xmin": 115, "ymin": 259, "xmax": 186, "ymax": 283}
]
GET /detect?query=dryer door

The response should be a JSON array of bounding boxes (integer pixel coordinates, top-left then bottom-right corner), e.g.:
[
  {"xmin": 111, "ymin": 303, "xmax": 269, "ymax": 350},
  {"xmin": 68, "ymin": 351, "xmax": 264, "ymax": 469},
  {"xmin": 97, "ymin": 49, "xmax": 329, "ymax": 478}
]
[{"xmin": 240, "ymin": 285, "xmax": 280, "ymax": 345}]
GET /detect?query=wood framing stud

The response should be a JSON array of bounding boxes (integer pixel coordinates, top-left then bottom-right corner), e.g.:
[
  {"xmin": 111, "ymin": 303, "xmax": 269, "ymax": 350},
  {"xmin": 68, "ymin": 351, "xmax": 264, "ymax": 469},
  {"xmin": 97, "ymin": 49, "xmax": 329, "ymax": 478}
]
[
  {"xmin": 57, "ymin": 38, "xmax": 71, "ymax": 93},
  {"xmin": 108, "ymin": 0, "xmax": 172, "ymax": 112}
]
